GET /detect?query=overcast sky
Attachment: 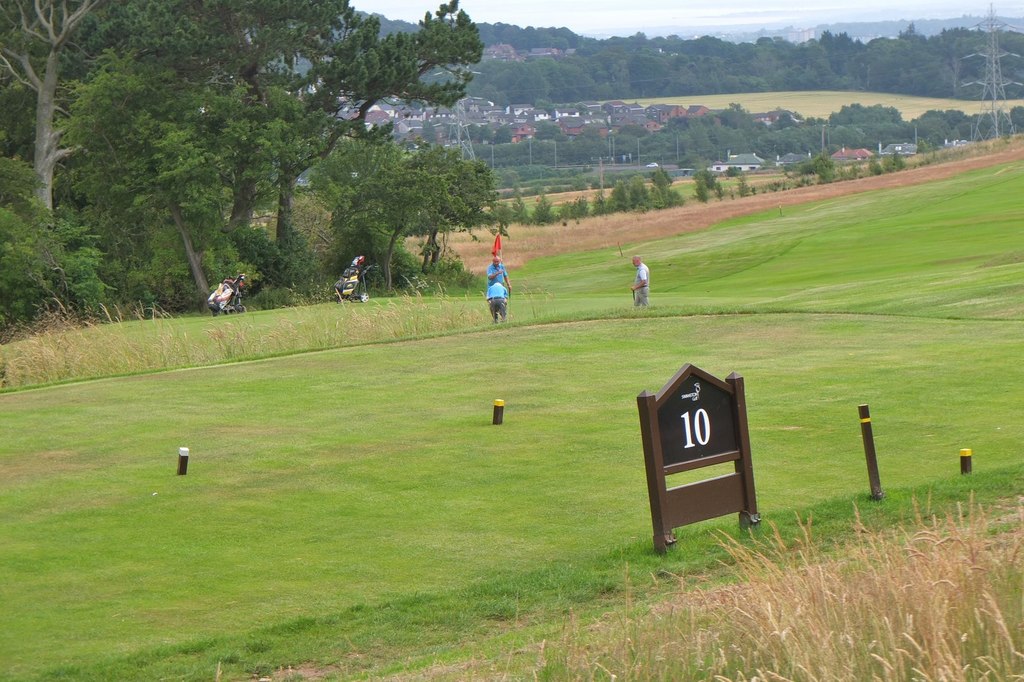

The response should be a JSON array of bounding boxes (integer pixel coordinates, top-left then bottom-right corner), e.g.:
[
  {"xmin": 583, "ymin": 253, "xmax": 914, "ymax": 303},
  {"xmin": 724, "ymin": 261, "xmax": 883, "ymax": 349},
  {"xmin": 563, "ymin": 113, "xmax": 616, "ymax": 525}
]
[{"xmin": 361, "ymin": 1, "xmax": 1010, "ymax": 35}]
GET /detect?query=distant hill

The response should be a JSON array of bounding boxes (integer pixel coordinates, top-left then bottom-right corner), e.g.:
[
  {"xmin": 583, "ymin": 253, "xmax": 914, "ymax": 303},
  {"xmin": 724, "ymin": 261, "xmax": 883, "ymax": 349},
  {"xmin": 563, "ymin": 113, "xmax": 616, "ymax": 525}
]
[
  {"xmin": 370, "ymin": 13, "xmax": 589, "ymax": 49},
  {"xmin": 372, "ymin": 11, "xmax": 1024, "ymax": 45},
  {"xmin": 699, "ymin": 16, "xmax": 1024, "ymax": 43}
]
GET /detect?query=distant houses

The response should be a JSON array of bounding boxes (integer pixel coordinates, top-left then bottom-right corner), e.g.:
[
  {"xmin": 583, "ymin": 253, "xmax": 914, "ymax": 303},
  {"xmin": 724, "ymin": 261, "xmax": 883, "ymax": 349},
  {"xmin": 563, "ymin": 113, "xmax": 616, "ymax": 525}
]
[
  {"xmin": 777, "ymin": 152, "xmax": 811, "ymax": 166},
  {"xmin": 646, "ymin": 103, "xmax": 688, "ymax": 123},
  {"xmin": 832, "ymin": 143, "xmax": 921, "ymax": 162},
  {"xmin": 482, "ymin": 43, "xmax": 521, "ymax": 62},
  {"xmin": 831, "ymin": 147, "xmax": 873, "ymax": 162},
  {"xmin": 752, "ymin": 109, "xmax": 802, "ymax": 126},
  {"xmin": 374, "ymin": 89, "xmax": 924, "ymax": 171},
  {"xmin": 710, "ymin": 153, "xmax": 765, "ymax": 172},
  {"xmin": 353, "ymin": 42, "xmax": 821, "ymax": 163},
  {"xmin": 880, "ymin": 143, "xmax": 918, "ymax": 156},
  {"xmin": 350, "ymin": 48, "xmax": 920, "ymax": 170},
  {"xmin": 369, "ymin": 94, "xmax": 719, "ymax": 149}
]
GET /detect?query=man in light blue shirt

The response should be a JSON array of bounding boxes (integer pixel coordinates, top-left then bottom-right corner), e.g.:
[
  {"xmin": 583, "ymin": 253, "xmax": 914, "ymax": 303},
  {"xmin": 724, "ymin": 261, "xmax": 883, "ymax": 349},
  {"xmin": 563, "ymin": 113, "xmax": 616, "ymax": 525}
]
[
  {"xmin": 487, "ymin": 255, "xmax": 510, "ymax": 290},
  {"xmin": 631, "ymin": 255, "xmax": 649, "ymax": 306},
  {"xmin": 487, "ymin": 280, "xmax": 508, "ymax": 323}
]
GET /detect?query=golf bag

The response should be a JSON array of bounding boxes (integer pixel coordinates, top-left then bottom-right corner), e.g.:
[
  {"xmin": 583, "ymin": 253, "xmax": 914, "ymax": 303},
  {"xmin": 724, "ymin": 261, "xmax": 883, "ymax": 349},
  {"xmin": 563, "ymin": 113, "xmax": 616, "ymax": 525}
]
[
  {"xmin": 334, "ymin": 256, "xmax": 369, "ymax": 303},
  {"xmin": 208, "ymin": 274, "xmax": 247, "ymax": 315}
]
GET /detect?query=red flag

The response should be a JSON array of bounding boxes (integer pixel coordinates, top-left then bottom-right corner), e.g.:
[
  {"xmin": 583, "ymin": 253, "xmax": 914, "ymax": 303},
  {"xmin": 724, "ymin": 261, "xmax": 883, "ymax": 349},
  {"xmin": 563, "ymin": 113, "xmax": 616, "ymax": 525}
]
[{"xmin": 491, "ymin": 233, "xmax": 502, "ymax": 257}]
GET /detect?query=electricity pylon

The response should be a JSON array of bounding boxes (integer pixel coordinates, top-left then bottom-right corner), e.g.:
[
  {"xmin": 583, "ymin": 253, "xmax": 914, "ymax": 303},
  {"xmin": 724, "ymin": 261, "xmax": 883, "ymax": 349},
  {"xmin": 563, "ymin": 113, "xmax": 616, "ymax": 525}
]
[
  {"xmin": 962, "ymin": 5, "xmax": 1022, "ymax": 140},
  {"xmin": 447, "ymin": 98, "xmax": 475, "ymax": 160}
]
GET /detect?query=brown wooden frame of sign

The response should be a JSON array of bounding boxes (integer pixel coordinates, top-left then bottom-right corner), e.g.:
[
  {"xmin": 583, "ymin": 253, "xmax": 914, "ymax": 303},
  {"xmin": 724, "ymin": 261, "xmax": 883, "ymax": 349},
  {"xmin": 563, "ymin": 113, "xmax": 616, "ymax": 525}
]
[{"xmin": 637, "ymin": 364, "xmax": 759, "ymax": 554}]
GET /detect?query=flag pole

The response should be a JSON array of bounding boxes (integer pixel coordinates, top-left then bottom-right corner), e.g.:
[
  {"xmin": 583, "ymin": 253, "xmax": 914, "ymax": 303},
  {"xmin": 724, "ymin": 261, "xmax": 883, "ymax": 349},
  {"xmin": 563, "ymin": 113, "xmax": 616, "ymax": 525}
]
[{"xmin": 492, "ymin": 232, "xmax": 508, "ymax": 321}]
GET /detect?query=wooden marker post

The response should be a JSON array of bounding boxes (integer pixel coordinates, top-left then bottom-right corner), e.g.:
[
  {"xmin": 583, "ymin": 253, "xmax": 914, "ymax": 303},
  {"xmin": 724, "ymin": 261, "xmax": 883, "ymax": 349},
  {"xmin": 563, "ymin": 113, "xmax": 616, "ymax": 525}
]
[
  {"xmin": 492, "ymin": 399, "xmax": 504, "ymax": 425},
  {"xmin": 177, "ymin": 447, "xmax": 189, "ymax": 475},
  {"xmin": 858, "ymin": 404, "xmax": 884, "ymax": 500},
  {"xmin": 960, "ymin": 448, "xmax": 972, "ymax": 475}
]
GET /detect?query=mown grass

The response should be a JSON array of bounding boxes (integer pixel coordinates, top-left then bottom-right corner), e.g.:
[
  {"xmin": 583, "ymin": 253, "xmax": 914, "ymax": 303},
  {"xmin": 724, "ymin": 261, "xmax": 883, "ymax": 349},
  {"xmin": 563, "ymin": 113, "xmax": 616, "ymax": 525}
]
[
  {"xmin": 520, "ymin": 158, "xmax": 1024, "ymax": 317},
  {"xmin": 5, "ymin": 154, "xmax": 1023, "ymax": 390},
  {"xmin": 1, "ymin": 151, "xmax": 1023, "ymax": 681}
]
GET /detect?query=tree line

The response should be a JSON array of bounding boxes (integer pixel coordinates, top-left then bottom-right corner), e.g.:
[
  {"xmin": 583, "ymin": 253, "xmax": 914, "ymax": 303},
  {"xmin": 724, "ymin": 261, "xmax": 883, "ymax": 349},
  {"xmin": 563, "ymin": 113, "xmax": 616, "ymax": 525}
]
[
  {"xmin": 1, "ymin": 0, "xmax": 492, "ymax": 330},
  {"xmin": 466, "ymin": 24, "xmax": 1024, "ymax": 105}
]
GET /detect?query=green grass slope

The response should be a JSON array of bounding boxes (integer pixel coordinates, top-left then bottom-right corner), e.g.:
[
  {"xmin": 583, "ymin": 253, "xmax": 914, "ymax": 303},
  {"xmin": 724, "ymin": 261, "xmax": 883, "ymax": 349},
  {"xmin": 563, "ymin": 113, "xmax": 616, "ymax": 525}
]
[
  {"xmin": 520, "ymin": 160, "xmax": 1024, "ymax": 319},
  {"xmin": 1, "ymin": 158, "xmax": 1022, "ymax": 680}
]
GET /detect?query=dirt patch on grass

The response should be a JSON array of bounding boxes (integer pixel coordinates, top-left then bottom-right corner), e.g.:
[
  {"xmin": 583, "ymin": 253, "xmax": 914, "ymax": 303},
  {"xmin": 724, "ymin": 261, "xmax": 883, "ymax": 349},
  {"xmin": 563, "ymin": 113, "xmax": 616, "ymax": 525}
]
[
  {"xmin": 3, "ymin": 449, "xmax": 96, "ymax": 484},
  {"xmin": 448, "ymin": 140, "xmax": 1024, "ymax": 274}
]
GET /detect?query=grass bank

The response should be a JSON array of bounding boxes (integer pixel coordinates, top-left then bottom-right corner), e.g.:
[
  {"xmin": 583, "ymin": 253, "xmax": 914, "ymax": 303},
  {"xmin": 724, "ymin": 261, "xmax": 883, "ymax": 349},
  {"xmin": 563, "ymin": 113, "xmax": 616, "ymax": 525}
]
[{"xmin": 2, "ymin": 147, "xmax": 1023, "ymax": 680}]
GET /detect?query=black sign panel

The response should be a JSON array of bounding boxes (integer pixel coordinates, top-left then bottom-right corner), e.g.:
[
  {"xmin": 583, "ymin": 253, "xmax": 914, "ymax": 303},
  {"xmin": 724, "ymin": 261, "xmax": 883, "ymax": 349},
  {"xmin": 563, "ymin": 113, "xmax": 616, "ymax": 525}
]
[{"xmin": 656, "ymin": 375, "xmax": 737, "ymax": 465}]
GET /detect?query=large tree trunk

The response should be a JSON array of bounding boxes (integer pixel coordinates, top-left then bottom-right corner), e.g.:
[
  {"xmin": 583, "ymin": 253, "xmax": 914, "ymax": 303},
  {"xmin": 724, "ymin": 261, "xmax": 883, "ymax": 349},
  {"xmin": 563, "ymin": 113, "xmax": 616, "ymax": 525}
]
[
  {"xmin": 5, "ymin": 43, "xmax": 70, "ymax": 210},
  {"xmin": 421, "ymin": 228, "xmax": 440, "ymax": 271},
  {"xmin": 226, "ymin": 178, "xmax": 258, "ymax": 231},
  {"xmin": 275, "ymin": 175, "xmax": 298, "ymax": 243},
  {"xmin": 170, "ymin": 203, "xmax": 210, "ymax": 308},
  {"xmin": 32, "ymin": 51, "xmax": 69, "ymax": 210},
  {"xmin": 1, "ymin": 0, "xmax": 109, "ymax": 210},
  {"xmin": 384, "ymin": 227, "xmax": 401, "ymax": 291}
]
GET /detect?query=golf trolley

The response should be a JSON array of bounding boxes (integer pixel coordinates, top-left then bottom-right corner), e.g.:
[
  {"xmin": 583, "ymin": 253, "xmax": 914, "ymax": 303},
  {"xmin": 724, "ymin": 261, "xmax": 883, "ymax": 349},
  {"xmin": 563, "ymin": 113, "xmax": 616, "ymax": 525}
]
[
  {"xmin": 334, "ymin": 256, "xmax": 370, "ymax": 303},
  {"xmin": 207, "ymin": 274, "xmax": 247, "ymax": 315}
]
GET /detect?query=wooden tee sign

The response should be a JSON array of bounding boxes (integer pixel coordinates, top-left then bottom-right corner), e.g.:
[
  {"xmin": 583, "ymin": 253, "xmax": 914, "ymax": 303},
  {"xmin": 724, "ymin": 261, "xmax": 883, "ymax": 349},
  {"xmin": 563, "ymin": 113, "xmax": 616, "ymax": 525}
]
[{"xmin": 637, "ymin": 364, "xmax": 759, "ymax": 553}]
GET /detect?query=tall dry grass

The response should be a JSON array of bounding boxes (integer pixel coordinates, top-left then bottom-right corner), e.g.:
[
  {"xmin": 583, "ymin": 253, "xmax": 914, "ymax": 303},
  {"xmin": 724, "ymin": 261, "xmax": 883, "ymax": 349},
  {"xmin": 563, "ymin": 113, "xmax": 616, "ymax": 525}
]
[
  {"xmin": 540, "ymin": 498, "xmax": 1024, "ymax": 681},
  {"xmin": 0, "ymin": 295, "xmax": 481, "ymax": 389}
]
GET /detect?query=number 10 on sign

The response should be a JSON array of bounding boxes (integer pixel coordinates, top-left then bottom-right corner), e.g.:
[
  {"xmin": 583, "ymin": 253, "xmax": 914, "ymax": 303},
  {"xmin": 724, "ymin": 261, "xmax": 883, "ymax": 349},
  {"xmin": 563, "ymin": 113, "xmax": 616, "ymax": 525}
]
[{"xmin": 681, "ymin": 408, "xmax": 710, "ymax": 448}]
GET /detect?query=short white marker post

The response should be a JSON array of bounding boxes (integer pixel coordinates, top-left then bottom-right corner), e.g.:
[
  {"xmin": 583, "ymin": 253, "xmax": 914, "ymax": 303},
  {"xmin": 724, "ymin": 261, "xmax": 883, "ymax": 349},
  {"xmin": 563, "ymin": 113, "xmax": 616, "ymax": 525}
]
[{"xmin": 177, "ymin": 447, "xmax": 190, "ymax": 476}]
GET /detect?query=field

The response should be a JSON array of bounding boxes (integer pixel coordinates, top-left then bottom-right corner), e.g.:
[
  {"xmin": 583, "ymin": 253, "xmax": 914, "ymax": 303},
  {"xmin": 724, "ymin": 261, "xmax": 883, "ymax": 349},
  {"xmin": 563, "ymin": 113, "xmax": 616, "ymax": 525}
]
[
  {"xmin": 452, "ymin": 138, "xmax": 1024, "ymax": 271},
  {"xmin": 2, "ymin": 141, "xmax": 1023, "ymax": 680},
  {"xmin": 634, "ymin": 89, "xmax": 1024, "ymax": 120}
]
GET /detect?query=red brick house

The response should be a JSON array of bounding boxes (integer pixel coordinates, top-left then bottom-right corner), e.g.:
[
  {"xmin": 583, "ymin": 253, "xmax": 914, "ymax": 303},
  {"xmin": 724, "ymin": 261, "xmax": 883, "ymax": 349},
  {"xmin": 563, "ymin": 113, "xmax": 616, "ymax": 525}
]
[
  {"xmin": 831, "ymin": 147, "xmax": 873, "ymax": 162},
  {"xmin": 511, "ymin": 124, "xmax": 536, "ymax": 143}
]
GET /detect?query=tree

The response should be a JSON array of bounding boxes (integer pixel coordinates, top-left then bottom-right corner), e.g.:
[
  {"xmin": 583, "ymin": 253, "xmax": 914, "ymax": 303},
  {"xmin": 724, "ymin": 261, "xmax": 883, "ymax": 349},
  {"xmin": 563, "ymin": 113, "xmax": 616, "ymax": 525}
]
[
  {"xmin": 693, "ymin": 170, "xmax": 719, "ymax": 203},
  {"xmin": 534, "ymin": 121, "xmax": 564, "ymax": 141},
  {"xmin": 280, "ymin": 0, "xmax": 483, "ymax": 244},
  {"xmin": 831, "ymin": 103, "xmax": 904, "ymax": 126},
  {"xmin": 0, "ymin": 73, "xmax": 36, "ymax": 160},
  {"xmin": 0, "ymin": 156, "xmax": 104, "ymax": 326},
  {"xmin": 609, "ymin": 180, "xmax": 630, "ymax": 212},
  {"xmin": 737, "ymin": 174, "xmax": 751, "ymax": 197},
  {"xmin": 625, "ymin": 175, "xmax": 650, "ymax": 210},
  {"xmin": 510, "ymin": 191, "xmax": 528, "ymax": 223},
  {"xmin": 65, "ymin": 56, "xmax": 247, "ymax": 306},
  {"xmin": 316, "ymin": 142, "xmax": 497, "ymax": 290},
  {"xmin": 493, "ymin": 126, "xmax": 513, "ymax": 144},
  {"xmin": 650, "ymin": 168, "xmax": 682, "ymax": 209},
  {"xmin": 560, "ymin": 195, "xmax": 589, "ymax": 221},
  {"xmin": 0, "ymin": 0, "xmax": 109, "ymax": 209},
  {"xmin": 414, "ymin": 147, "xmax": 497, "ymax": 270},
  {"xmin": 65, "ymin": 0, "xmax": 483, "ymax": 306},
  {"xmin": 0, "ymin": 156, "xmax": 46, "ymax": 325},
  {"xmin": 531, "ymin": 193, "xmax": 555, "ymax": 225},
  {"xmin": 811, "ymin": 152, "xmax": 837, "ymax": 183}
]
